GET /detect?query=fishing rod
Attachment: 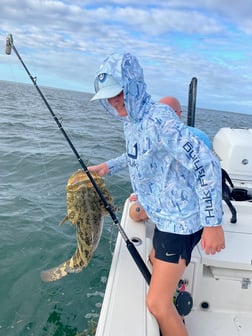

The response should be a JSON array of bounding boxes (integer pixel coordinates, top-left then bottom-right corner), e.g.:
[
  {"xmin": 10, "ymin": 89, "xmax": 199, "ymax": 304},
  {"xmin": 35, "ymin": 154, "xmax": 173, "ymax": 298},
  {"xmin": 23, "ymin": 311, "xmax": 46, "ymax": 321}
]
[{"xmin": 5, "ymin": 33, "xmax": 151, "ymax": 285}]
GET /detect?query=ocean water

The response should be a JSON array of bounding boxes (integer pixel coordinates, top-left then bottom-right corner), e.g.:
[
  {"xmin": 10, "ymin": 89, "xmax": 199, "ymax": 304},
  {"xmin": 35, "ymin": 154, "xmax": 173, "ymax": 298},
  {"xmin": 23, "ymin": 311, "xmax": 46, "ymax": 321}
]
[{"xmin": 1, "ymin": 80, "xmax": 252, "ymax": 336}]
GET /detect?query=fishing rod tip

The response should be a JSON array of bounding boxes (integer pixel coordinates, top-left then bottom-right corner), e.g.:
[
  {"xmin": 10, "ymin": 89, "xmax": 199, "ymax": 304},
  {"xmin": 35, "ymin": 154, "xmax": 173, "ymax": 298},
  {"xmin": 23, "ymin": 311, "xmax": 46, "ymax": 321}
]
[{"xmin": 6, "ymin": 33, "xmax": 13, "ymax": 55}]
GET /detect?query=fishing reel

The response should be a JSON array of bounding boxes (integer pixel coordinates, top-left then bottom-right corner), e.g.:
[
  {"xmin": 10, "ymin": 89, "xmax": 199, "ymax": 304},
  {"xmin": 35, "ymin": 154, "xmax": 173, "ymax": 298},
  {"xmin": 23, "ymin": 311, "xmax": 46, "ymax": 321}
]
[{"xmin": 174, "ymin": 279, "xmax": 193, "ymax": 316}]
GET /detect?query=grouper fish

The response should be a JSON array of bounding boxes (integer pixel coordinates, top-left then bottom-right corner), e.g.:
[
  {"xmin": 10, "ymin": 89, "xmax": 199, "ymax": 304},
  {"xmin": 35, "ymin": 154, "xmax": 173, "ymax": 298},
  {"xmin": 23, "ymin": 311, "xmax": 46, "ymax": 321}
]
[{"xmin": 40, "ymin": 170, "xmax": 114, "ymax": 282}]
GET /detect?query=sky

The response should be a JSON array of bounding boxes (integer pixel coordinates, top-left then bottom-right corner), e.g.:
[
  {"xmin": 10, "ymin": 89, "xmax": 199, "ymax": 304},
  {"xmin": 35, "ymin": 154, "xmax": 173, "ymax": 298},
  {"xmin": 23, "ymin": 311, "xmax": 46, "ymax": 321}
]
[{"xmin": 0, "ymin": 0, "xmax": 252, "ymax": 114}]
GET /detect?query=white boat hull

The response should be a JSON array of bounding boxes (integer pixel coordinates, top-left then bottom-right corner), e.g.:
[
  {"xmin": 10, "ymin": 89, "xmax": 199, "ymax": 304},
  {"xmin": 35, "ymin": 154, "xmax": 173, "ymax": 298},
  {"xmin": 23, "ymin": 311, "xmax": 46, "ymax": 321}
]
[{"xmin": 96, "ymin": 199, "xmax": 252, "ymax": 335}]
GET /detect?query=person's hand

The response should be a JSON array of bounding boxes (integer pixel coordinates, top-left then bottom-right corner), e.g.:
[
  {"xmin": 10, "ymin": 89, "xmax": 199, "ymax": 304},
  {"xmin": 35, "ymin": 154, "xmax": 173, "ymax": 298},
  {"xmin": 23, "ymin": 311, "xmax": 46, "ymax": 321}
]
[
  {"xmin": 88, "ymin": 162, "xmax": 110, "ymax": 177},
  {"xmin": 201, "ymin": 226, "xmax": 225, "ymax": 255}
]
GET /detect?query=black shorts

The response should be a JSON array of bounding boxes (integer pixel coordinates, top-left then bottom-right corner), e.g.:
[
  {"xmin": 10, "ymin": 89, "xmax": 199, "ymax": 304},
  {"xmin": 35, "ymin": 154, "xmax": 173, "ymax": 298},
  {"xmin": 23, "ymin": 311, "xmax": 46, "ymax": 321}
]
[{"xmin": 153, "ymin": 227, "xmax": 203, "ymax": 266}]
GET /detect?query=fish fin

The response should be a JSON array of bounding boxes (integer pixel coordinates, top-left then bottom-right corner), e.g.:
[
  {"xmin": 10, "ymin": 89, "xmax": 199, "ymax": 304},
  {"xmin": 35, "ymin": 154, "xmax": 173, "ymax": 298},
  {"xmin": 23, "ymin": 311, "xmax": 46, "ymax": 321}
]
[{"xmin": 59, "ymin": 215, "xmax": 68, "ymax": 226}]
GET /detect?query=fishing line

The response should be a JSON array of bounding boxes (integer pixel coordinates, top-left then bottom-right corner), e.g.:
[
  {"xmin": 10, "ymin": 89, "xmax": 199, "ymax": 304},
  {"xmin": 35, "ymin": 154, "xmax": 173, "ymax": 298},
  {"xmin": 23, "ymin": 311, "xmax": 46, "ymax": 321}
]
[
  {"xmin": 4, "ymin": 54, "xmax": 59, "ymax": 200},
  {"xmin": 5, "ymin": 33, "xmax": 152, "ymax": 285}
]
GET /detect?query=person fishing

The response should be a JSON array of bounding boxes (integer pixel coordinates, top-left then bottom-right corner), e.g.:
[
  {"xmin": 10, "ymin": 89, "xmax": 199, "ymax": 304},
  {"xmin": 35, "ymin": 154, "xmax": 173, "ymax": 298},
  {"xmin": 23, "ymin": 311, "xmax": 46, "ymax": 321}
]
[
  {"xmin": 129, "ymin": 96, "xmax": 213, "ymax": 222},
  {"xmin": 129, "ymin": 102, "xmax": 237, "ymax": 225},
  {"xmin": 88, "ymin": 52, "xmax": 225, "ymax": 336}
]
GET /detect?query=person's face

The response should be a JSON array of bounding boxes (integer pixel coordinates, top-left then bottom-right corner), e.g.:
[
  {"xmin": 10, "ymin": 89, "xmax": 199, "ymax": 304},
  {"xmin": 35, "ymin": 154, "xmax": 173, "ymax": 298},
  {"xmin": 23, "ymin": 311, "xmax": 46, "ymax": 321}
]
[{"xmin": 108, "ymin": 91, "xmax": 127, "ymax": 117}]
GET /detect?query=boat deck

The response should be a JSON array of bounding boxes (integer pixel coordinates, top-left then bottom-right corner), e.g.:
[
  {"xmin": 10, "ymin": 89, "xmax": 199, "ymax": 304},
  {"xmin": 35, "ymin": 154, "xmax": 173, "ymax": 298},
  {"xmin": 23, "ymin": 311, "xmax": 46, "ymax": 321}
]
[{"xmin": 96, "ymin": 199, "xmax": 252, "ymax": 336}]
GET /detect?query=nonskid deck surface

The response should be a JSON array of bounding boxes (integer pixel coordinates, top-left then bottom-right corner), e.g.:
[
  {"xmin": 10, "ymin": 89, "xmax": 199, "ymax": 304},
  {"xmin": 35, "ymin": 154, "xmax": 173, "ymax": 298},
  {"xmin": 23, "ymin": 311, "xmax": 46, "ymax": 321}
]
[{"xmin": 186, "ymin": 311, "xmax": 252, "ymax": 336}]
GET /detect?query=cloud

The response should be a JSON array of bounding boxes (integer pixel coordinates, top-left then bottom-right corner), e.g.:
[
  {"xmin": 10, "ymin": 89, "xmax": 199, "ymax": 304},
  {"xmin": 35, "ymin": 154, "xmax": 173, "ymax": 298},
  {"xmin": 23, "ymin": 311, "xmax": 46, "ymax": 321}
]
[{"xmin": 0, "ymin": 0, "xmax": 251, "ymax": 113}]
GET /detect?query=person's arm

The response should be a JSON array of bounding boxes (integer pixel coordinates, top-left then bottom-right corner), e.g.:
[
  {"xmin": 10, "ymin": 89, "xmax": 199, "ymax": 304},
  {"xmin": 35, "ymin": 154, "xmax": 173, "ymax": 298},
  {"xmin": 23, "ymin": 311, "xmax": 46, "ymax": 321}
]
[
  {"xmin": 88, "ymin": 153, "xmax": 128, "ymax": 177},
  {"xmin": 106, "ymin": 153, "xmax": 128, "ymax": 175}
]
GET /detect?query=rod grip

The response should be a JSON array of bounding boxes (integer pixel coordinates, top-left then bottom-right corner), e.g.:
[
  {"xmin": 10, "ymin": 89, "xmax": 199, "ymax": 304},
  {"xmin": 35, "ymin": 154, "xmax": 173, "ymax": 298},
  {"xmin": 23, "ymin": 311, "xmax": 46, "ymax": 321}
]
[{"xmin": 126, "ymin": 239, "xmax": 151, "ymax": 284}]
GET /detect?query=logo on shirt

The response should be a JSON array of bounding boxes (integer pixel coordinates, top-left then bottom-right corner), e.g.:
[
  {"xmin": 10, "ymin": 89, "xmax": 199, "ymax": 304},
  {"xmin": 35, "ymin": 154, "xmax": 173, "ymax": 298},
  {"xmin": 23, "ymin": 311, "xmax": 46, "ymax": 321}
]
[{"xmin": 128, "ymin": 143, "xmax": 138, "ymax": 159}]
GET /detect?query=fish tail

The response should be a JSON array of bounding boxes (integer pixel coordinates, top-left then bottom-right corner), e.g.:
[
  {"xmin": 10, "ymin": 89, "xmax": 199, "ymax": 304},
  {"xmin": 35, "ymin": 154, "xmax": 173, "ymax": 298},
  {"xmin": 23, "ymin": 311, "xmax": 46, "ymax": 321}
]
[
  {"xmin": 40, "ymin": 262, "xmax": 70, "ymax": 282},
  {"xmin": 40, "ymin": 252, "xmax": 88, "ymax": 282}
]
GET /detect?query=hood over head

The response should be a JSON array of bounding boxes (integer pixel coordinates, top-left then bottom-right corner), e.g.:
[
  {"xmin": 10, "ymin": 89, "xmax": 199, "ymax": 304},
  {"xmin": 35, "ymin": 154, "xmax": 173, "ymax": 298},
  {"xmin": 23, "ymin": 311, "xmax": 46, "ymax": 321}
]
[{"xmin": 91, "ymin": 53, "xmax": 151, "ymax": 122}]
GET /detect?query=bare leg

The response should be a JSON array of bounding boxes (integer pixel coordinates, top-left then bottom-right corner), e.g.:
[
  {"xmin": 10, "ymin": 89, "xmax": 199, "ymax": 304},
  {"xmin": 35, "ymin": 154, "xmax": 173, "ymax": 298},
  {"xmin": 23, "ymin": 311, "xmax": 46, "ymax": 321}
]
[
  {"xmin": 149, "ymin": 247, "xmax": 155, "ymax": 265},
  {"xmin": 146, "ymin": 256, "xmax": 188, "ymax": 336}
]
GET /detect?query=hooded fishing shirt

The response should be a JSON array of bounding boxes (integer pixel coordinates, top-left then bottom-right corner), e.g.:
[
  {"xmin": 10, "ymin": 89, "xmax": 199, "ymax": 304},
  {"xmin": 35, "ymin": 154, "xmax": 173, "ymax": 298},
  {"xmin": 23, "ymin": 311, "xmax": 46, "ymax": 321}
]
[{"xmin": 94, "ymin": 53, "xmax": 223, "ymax": 234}]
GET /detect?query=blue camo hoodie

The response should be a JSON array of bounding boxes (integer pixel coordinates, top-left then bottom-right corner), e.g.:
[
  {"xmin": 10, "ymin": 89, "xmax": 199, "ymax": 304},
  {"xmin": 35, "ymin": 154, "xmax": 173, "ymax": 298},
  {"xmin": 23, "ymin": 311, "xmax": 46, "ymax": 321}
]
[{"xmin": 94, "ymin": 52, "xmax": 223, "ymax": 234}]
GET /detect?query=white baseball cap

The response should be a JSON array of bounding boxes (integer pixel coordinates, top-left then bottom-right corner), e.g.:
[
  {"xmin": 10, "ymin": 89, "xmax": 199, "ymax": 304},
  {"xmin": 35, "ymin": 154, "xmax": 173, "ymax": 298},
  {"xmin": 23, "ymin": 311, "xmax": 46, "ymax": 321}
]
[{"xmin": 91, "ymin": 73, "xmax": 122, "ymax": 101}]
